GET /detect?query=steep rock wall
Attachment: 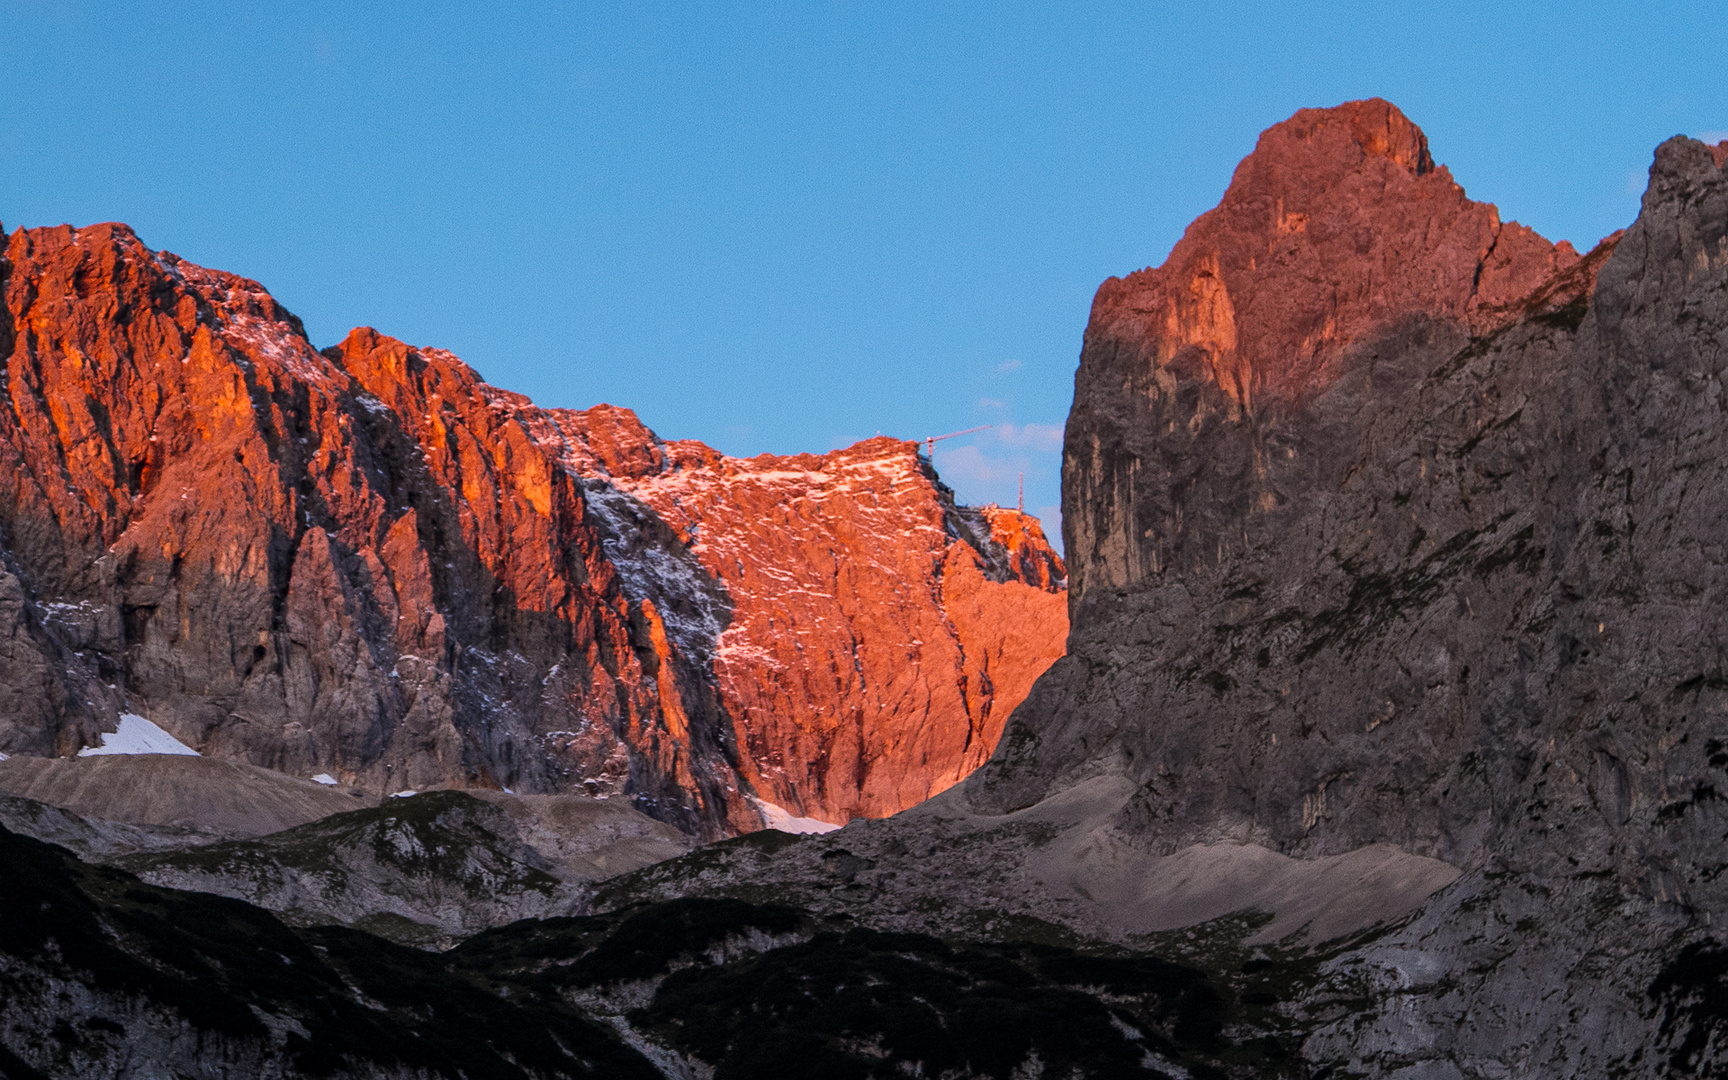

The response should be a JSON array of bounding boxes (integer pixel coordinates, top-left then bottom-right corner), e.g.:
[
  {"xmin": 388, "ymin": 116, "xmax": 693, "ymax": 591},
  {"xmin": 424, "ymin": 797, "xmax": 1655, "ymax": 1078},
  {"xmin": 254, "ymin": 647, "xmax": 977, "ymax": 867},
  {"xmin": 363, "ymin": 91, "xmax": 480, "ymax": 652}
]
[
  {"xmin": 0, "ymin": 223, "xmax": 1065, "ymax": 837},
  {"xmin": 1064, "ymin": 98, "xmax": 1580, "ymax": 606},
  {"xmin": 972, "ymin": 99, "xmax": 1728, "ymax": 1074}
]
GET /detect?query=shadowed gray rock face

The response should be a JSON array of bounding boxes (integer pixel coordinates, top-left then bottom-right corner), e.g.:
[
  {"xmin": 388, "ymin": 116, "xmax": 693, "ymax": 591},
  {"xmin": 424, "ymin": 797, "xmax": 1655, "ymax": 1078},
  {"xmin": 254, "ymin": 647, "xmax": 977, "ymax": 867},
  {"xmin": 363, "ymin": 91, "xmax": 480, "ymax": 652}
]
[{"xmin": 960, "ymin": 107, "xmax": 1728, "ymax": 1075}]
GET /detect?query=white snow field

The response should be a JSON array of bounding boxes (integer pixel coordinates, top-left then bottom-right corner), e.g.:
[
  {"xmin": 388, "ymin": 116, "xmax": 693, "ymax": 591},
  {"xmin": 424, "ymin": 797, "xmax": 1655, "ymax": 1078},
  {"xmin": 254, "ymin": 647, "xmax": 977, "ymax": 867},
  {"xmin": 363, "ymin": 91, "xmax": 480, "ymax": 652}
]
[
  {"xmin": 77, "ymin": 714, "xmax": 200, "ymax": 757},
  {"xmin": 757, "ymin": 799, "xmax": 842, "ymax": 834}
]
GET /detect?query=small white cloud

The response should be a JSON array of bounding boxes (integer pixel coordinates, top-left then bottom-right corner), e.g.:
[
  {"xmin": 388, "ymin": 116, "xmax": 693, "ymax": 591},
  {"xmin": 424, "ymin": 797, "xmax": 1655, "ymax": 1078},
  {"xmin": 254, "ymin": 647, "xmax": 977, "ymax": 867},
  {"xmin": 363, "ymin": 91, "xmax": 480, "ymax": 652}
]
[
  {"xmin": 997, "ymin": 359, "xmax": 1023, "ymax": 371},
  {"xmin": 994, "ymin": 423, "xmax": 1064, "ymax": 452},
  {"xmin": 1626, "ymin": 168, "xmax": 1648, "ymax": 194},
  {"xmin": 977, "ymin": 398, "xmax": 1007, "ymax": 409},
  {"xmin": 936, "ymin": 444, "xmax": 1022, "ymax": 487},
  {"xmin": 1697, "ymin": 130, "xmax": 1728, "ymax": 144}
]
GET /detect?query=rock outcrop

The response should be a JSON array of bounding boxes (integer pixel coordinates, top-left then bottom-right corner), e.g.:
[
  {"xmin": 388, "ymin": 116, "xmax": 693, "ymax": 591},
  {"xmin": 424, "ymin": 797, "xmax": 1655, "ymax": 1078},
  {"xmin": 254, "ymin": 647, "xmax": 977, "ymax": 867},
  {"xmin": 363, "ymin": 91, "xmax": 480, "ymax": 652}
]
[
  {"xmin": 0, "ymin": 822, "xmax": 669, "ymax": 1079},
  {"xmin": 0, "ymin": 222, "xmax": 1064, "ymax": 837},
  {"xmin": 117, "ymin": 789, "xmax": 692, "ymax": 947},
  {"xmin": 956, "ymin": 99, "xmax": 1728, "ymax": 1074},
  {"xmin": 1, "ymin": 825, "xmax": 1275, "ymax": 1080}
]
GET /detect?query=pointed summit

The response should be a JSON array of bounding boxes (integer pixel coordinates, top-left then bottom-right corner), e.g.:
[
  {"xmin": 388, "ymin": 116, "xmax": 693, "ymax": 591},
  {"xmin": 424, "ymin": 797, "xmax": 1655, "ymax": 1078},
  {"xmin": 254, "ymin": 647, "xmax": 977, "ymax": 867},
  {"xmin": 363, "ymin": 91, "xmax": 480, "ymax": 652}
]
[
  {"xmin": 1066, "ymin": 99, "xmax": 1613, "ymax": 602},
  {"xmin": 1087, "ymin": 98, "xmax": 1582, "ymax": 414}
]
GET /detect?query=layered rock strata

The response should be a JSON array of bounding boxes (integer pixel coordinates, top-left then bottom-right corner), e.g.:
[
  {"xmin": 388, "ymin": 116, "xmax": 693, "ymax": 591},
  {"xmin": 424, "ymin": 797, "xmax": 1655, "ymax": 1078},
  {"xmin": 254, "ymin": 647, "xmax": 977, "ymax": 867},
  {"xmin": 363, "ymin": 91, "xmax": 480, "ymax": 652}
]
[{"xmin": 0, "ymin": 223, "xmax": 1064, "ymax": 837}]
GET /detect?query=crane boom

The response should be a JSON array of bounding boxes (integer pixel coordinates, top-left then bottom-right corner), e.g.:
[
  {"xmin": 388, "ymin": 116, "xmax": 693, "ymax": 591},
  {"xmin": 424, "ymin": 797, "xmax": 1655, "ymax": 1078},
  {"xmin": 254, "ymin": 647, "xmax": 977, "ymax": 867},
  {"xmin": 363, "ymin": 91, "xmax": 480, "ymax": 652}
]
[{"xmin": 923, "ymin": 425, "xmax": 992, "ymax": 458}]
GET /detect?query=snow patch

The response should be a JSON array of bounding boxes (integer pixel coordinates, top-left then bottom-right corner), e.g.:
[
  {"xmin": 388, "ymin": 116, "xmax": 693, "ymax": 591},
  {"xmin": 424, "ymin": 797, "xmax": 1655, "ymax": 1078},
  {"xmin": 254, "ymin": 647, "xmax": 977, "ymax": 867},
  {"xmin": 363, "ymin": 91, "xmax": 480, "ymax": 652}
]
[
  {"xmin": 715, "ymin": 639, "xmax": 781, "ymax": 671},
  {"xmin": 756, "ymin": 799, "xmax": 842, "ymax": 834},
  {"xmin": 222, "ymin": 313, "xmax": 332, "ymax": 385},
  {"xmin": 390, "ymin": 790, "xmax": 419, "ymax": 798},
  {"xmin": 77, "ymin": 714, "xmax": 200, "ymax": 757},
  {"xmin": 310, "ymin": 773, "xmax": 339, "ymax": 786},
  {"xmin": 579, "ymin": 482, "xmax": 728, "ymax": 655}
]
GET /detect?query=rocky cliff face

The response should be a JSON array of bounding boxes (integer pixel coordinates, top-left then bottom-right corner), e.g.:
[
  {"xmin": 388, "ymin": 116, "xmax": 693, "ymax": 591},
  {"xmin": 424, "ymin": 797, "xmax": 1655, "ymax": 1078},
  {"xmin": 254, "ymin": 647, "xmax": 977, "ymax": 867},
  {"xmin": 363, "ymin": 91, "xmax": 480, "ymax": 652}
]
[
  {"xmin": 1061, "ymin": 98, "xmax": 1583, "ymax": 607},
  {"xmin": 962, "ymin": 99, "xmax": 1728, "ymax": 1074},
  {"xmin": 0, "ymin": 222, "xmax": 1064, "ymax": 837}
]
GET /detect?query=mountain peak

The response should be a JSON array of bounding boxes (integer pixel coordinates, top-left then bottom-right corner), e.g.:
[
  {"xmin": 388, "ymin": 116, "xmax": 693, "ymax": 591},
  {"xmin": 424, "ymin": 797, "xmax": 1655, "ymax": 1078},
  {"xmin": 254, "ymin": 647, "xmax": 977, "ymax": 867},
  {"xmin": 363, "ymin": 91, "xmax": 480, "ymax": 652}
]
[
  {"xmin": 1089, "ymin": 100, "xmax": 1582, "ymax": 420},
  {"xmin": 0, "ymin": 222, "xmax": 1066, "ymax": 837},
  {"xmin": 1260, "ymin": 97, "xmax": 1435, "ymax": 177}
]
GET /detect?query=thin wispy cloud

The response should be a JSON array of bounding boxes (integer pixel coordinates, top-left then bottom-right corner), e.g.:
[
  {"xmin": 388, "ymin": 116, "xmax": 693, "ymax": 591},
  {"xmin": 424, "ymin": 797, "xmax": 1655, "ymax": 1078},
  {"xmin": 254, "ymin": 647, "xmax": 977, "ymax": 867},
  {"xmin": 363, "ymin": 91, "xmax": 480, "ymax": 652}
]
[
  {"xmin": 936, "ymin": 444, "xmax": 1023, "ymax": 487},
  {"xmin": 928, "ymin": 421, "xmax": 1064, "ymax": 550},
  {"xmin": 977, "ymin": 397, "xmax": 1007, "ymax": 409},
  {"xmin": 994, "ymin": 423, "xmax": 1063, "ymax": 452},
  {"xmin": 1697, "ymin": 130, "xmax": 1728, "ymax": 144},
  {"xmin": 997, "ymin": 359, "xmax": 1023, "ymax": 372}
]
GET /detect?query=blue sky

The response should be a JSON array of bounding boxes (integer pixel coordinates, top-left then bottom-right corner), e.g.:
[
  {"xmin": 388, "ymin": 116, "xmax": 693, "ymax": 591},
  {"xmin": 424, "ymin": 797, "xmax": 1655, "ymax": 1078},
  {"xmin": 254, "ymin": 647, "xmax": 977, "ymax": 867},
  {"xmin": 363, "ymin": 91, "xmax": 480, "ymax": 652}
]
[{"xmin": 4, "ymin": 2, "xmax": 1724, "ymax": 551}]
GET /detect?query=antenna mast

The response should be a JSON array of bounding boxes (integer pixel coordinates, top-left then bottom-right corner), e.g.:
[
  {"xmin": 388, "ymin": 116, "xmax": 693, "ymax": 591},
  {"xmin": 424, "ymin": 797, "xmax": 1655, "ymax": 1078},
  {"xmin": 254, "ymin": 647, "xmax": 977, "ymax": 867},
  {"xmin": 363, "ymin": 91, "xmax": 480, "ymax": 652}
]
[{"xmin": 923, "ymin": 425, "xmax": 992, "ymax": 458}]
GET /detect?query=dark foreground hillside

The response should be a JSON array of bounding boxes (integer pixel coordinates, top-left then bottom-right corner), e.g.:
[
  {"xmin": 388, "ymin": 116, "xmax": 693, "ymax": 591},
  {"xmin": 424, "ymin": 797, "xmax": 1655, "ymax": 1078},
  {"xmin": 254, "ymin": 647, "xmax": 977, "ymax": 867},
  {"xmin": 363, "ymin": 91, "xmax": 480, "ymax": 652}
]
[{"xmin": 0, "ymin": 821, "xmax": 1307, "ymax": 1079}]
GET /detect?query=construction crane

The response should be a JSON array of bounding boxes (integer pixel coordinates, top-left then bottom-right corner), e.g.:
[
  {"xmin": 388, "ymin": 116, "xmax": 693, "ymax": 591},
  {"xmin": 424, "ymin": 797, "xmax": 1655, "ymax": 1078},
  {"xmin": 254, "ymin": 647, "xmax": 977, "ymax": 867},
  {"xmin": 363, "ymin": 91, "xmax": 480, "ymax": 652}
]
[{"xmin": 923, "ymin": 426, "xmax": 992, "ymax": 459}]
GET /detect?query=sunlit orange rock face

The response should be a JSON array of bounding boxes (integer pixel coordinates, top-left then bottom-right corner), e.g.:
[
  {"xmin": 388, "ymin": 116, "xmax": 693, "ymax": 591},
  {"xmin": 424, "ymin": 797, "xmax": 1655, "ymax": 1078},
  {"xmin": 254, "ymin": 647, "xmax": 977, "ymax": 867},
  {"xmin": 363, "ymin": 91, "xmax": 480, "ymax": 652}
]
[
  {"xmin": 1067, "ymin": 98, "xmax": 1610, "ymax": 606},
  {"xmin": 0, "ymin": 222, "xmax": 1065, "ymax": 836},
  {"xmin": 545, "ymin": 414, "xmax": 1069, "ymax": 821}
]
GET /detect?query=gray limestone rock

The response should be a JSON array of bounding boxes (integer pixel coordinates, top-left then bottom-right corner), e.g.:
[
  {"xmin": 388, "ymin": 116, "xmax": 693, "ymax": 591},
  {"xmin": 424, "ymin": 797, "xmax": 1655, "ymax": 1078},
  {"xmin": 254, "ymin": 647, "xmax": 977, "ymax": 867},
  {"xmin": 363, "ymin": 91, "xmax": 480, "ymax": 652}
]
[
  {"xmin": 112, "ymin": 788, "xmax": 692, "ymax": 948},
  {"xmin": 962, "ymin": 126, "xmax": 1728, "ymax": 1075}
]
